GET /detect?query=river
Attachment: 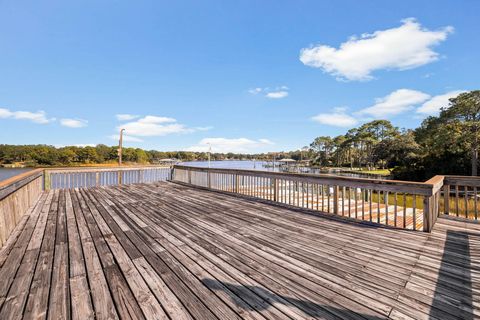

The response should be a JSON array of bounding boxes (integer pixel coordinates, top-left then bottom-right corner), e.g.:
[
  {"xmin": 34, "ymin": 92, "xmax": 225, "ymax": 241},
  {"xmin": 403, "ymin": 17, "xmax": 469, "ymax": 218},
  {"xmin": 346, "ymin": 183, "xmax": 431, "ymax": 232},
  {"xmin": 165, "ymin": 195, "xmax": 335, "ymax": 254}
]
[{"xmin": 0, "ymin": 168, "xmax": 32, "ymax": 182}]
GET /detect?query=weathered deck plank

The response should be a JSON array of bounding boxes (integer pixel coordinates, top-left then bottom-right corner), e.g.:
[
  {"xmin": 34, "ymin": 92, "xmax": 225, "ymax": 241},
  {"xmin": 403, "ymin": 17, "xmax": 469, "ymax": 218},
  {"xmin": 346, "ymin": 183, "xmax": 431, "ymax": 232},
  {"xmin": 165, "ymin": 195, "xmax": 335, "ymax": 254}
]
[{"xmin": 0, "ymin": 181, "xmax": 478, "ymax": 319}]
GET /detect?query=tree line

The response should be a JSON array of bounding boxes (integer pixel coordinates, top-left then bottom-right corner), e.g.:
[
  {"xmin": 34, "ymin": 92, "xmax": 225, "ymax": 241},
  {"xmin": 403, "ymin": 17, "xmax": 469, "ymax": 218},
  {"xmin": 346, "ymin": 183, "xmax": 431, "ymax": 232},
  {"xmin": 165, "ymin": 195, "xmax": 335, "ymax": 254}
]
[
  {"xmin": 0, "ymin": 144, "xmax": 274, "ymax": 167},
  {"xmin": 307, "ymin": 90, "xmax": 480, "ymax": 180}
]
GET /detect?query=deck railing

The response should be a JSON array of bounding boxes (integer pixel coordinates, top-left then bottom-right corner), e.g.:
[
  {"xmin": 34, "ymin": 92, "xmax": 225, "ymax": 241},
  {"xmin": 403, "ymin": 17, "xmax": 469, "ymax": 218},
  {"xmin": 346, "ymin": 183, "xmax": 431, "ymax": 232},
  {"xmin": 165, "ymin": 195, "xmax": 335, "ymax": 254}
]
[
  {"xmin": 172, "ymin": 165, "xmax": 448, "ymax": 232},
  {"xmin": 44, "ymin": 166, "xmax": 172, "ymax": 190},
  {"xmin": 0, "ymin": 169, "xmax": 44, "ymax": 247},
  {"xmin": 442, "ymin": 175, "xmax": 480, "ymax": 220},
  {"xmin": 0, "ymin": 165, "xmax": 171, "ymax": 248},
  {"xmin": 1, "ymin": 165, "xmax": 479, "ymax": 247}
]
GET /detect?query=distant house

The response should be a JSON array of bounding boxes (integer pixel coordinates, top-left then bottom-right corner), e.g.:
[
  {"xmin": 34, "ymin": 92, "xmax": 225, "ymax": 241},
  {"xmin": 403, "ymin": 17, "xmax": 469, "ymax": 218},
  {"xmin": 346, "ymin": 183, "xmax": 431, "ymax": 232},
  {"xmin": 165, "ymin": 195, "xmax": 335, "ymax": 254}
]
[
  {"xmin": 2, "ymin": 162, "xmax": 26, "ymax": 168},
  {"xmin": 152, "ymin": 158, "xmax": 179, "ymax": 165},
  {"xmin": 278, "ymin": 158, "xmax": 297, "ymax": 166}
]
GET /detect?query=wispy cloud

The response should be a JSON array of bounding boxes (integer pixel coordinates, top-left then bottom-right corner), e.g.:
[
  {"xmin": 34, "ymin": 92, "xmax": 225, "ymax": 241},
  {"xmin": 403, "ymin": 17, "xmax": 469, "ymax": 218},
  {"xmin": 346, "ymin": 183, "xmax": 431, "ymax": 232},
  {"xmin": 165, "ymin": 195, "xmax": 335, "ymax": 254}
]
[
  {"xmin": 248, "ymin": 87, "xmax": 263, "ymax": 95},
  {"xmin": 195, "ymin": 126, "xmax": 214, "ymax": 131},
  {"xmin": 248, "ymin": 86, "xmax": 289, "ymax": 99},
  {"xmin": 357, "ymin": 89, "xmax": 431, "ymax": 117},
  {"xmin": 300, "ymin": 18, "xmax": 453, "ymax": 81},
  {"xmin": 108, "ymin": 134, "xmax": 143, "ymax": 142},
  {"xmin": 116, "ymin": 114, "xmax": 140, "ymax": 121},
  {"xmin": 313, "ymin": 89, "xmax": 463, "ymax": 127},
  {"xmin": 266, "ymin": 91, "xmax": 289, "ymax": 99},
  {"xmin": 186, "ymin": 137, "xmax": 274, "ymax": 153},
  {"xmin": 0, "ymin": 108, "xmax": 54, "ymax": 124},
  {"xmin": 60, "ymin": 118, "xmax": 88, "ymax": 128},
  {"xmin": 312, "ymin": 107, "xmax": 358, "ymax": 127},
  {"xmin": 116, "ymin": 115, "xmax": 209, "ymax": 139},
  {"xmin": 416, "ymin": 90, "xmax": 465, "ymax": 115}
]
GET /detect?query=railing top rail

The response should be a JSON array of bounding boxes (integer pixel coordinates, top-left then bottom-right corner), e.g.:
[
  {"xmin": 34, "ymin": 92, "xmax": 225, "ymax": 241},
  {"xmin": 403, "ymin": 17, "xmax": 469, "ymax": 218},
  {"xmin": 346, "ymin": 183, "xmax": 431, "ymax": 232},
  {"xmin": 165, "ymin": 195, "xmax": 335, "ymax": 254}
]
[
  {"xmin": 0, "ymin": 168, "xmax": 44, "ymax": 201},
  {"xmin": 424, "ymin": 175, "xmax": 445, "ymax": 194},
  {"xmin": 443, "ymin": 175, "xmax": 480, "ymax": 187},
  {"xmin": 173, "ymin": 165, "xmax": 436, "ymax": 195},
  {"xmin": 45, "ymin": 165, "xmax": 171, "ymax": 173}
]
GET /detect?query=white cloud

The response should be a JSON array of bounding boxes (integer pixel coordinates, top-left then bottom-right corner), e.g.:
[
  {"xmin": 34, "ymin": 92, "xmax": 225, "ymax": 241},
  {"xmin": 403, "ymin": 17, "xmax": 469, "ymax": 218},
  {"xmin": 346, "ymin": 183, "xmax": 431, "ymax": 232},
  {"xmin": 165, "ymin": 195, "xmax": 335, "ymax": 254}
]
[
  {"xmin": 0, "ymin": 108, "xmax": 54, "ymax": 124},
  {"xmin": 73, "ymin": 144, "xmax": 96, "ymax": 148},
  {"xmin": 249, "ymin": 86, "xmax": 289, "ymax": 99},
  {"xmin": 186, "ymin": 138, "xmax": 274, "ymax": 153},
  {"xmin": 60, "ymin": 118, "xmax": 88, "ymax": 128},
  {"xmin": 416, "ymin": 90, "xmax": 465, "ymax": 115},
  {"xmin": 248, "ymin": 87, "xmax": 263, "ymax": 94},
  {"xmin": 117, "ymin": 115, "xmax": 198, "ymax": 137},
  {"xmin": 55, "ymin": 143, "xmax": 97, "ymax": 148},
  {"xmin": 266, "ymin": 91, "xmax": 289, "ymax": 99},
  {"xmin": 108, "ymin": 134, "xmax": 143, "ymax": 142},
  {"xmin": 312, "ymin": 107, "xmax": 358, "ymax": 127},
  {"xmin": 357, "ymin": 89, "xmax": 431, "ymax": 117},
  {"xmin": 195, "ymin": 126, "xmax": 214, "ymax": 131},
  {"xmin": 300, "ymin": 18, "xmax": 453, "ymax": 81},
  {"xmin": 116, "ymin": 114, "xmax": 139, "ymax": 121}
]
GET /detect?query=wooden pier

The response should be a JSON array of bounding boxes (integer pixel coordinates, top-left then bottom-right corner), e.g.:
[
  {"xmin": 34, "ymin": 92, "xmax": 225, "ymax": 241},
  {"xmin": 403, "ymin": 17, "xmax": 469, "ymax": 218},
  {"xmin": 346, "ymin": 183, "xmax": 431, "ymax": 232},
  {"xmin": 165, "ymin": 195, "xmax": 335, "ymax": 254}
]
[{"xmin": 0, "ymin": 166, "xmax": 479, "ymax": 319}]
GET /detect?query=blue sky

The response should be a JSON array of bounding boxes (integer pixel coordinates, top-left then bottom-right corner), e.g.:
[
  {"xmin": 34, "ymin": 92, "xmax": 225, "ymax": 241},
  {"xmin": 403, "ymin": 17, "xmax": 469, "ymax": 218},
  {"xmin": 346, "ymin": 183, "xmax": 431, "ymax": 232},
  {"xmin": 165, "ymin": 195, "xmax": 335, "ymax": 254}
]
[{"xmin": 1, "ymin": 0, "xmax": 479, "ymax": 153}]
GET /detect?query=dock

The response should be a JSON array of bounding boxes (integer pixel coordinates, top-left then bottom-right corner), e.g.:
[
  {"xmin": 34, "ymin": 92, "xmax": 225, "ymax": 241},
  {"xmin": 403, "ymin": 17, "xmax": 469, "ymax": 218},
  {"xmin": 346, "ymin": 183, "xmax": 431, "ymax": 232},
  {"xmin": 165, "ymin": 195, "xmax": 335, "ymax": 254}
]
[{"xmin": 0, "ymin": 166, "xmax": 479, "ymax": 319}]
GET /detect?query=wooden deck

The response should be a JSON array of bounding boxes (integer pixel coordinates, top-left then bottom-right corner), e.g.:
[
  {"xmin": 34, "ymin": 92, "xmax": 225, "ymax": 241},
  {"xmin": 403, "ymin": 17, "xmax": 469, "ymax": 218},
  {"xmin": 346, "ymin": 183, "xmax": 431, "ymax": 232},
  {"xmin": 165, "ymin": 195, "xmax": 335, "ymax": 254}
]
[{"xmin": 0, "ymin": 182, "xmax": 478, "ymax": 319}]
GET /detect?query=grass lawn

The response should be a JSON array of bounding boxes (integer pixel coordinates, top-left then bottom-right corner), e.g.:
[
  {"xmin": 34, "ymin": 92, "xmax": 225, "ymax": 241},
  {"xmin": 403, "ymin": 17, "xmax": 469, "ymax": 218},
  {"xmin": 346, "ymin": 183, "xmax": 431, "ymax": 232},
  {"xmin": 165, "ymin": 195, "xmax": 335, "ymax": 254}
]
[
  {"xmin": 369, "ymin": 192, "xmax": 479, "ymax": 217},
  {"xmin": 354, "ymin": 169, "xmax": 392, "ymax": 175}
]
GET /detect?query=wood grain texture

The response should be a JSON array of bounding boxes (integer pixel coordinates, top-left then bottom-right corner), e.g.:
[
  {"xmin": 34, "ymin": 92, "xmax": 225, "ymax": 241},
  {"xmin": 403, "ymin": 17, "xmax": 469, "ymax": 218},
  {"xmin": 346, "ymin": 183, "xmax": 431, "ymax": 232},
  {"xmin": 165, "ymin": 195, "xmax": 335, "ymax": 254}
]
[
  {"xmin": 0, "ymin": 173, "xmax": 43, "ymax": 248},
  {"xmin": 0, "ymin": 182, "xmax": 478, "ymax": 319}
]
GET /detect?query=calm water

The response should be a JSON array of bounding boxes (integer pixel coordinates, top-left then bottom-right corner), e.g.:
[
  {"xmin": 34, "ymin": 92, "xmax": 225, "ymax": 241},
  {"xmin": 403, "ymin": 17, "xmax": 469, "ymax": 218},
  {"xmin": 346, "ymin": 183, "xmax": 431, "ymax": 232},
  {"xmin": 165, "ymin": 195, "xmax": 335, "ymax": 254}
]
[
  {"xmin": 180, "ymin": 160, "xmax": 389, "ymax": 180},
  {"xmin": 180, "ymin": 160, "xmax": 275, "ymax": 171},
  {"xmin": 0, "ymin": 168, "xmax": 32, "ymax": 182}
]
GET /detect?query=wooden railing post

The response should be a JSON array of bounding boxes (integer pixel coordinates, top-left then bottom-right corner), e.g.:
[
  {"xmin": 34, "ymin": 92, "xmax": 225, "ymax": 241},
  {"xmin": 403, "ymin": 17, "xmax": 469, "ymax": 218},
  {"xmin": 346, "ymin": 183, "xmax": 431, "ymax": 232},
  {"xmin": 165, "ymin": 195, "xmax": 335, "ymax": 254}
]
[
  {"xmin": 422, "ymin": 175, "xmax": 445, "ymax": 232},
  {"xmin": 423, "ymin": 195, "xmax": 432, "ymax": 232},
  {"xmin": 333, "ymin": 185, "xmax": 339, "ymax": 215},
  {"xmin": 443, "ymin": 184, "xmax": 450, "ymax": 215},
  {"xmin": 235, "ymin": 174, "xmax": 239, "ymax": 193},
  {"xmin": 95, "ymin": 172, "xmax": 100, "ymax": 186},
  {"xmin": 207, "ymin": 171, "xmax": 211, "ymax": 188},
  {"xmin": 44, "ymin": 170, "xmax": 51, "ymax": 190}
]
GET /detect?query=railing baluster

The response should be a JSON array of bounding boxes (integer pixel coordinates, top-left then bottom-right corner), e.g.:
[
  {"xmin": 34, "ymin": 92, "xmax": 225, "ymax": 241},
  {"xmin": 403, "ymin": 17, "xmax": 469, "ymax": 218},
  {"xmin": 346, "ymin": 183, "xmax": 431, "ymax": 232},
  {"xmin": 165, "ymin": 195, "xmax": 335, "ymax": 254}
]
[
  {"xmin": 361, "ymin": 189, "xmax": 365, "ymax": 220},
  {"xmin": 377, "ymin": 190, "xmax": 381, "ymax": 224},
  {"xmin": 413, "ymin": 194, "xmax": 417, "ymax": 231},
  {"xmin": 354, "ymin": 188, "xmax": 358, "ymax": 219},
  {"xmin": 455, "ymin": 185, "xmax": 459, "ymax": 216},
  {"xmin": 465, "ymin": 185, "xmax": 469, "ymax": 219},
  {"xmin": 369, "ymin": 190, "xmax": 373, "ymax": 222},
  {"xmin": 394, "ymin": 192, "xmax": 398, "ymax": 227},
  {"xmin": 327, "ymin": 185, "xmax": 331, "ymax": 213},
  {"xmin": 385, "ymin": 191, "xmax": 389, "ymax": 226},
  {"xmin": 475, "ymin": 186, "xmax": 478, "ymax": 220},
  {"xmin": 321, "ymin": 185, "xmax": 324, "ymax": 212}
]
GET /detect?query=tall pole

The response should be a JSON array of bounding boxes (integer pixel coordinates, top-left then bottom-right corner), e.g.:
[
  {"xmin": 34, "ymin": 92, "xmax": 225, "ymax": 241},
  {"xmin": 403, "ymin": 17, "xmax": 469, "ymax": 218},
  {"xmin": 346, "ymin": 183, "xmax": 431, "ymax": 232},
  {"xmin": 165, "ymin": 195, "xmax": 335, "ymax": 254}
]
[{"xmin": 119, "ymin": 128, "xmax": 125, "ymax": 166}]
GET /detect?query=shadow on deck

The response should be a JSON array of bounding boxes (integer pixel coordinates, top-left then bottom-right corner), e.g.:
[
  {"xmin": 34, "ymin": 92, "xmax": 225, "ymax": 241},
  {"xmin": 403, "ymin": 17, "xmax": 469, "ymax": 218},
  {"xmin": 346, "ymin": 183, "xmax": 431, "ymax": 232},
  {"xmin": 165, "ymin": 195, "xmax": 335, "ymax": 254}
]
[{"xmin": 0, "ymin": 181, "xmax": 478, "ymax": 319}]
